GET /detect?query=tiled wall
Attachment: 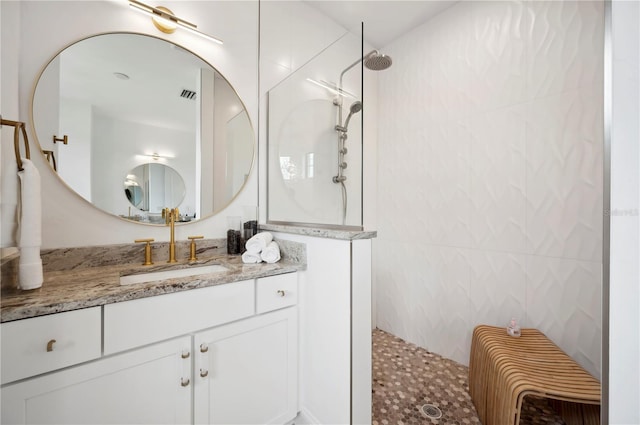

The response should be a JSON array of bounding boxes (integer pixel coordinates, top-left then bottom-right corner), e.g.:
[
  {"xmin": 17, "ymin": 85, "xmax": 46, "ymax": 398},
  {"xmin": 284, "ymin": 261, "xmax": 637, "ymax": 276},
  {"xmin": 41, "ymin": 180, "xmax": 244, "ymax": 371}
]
[{"xmin": 375, "ymin": 0, "xmax": 603, "ymax": 379}]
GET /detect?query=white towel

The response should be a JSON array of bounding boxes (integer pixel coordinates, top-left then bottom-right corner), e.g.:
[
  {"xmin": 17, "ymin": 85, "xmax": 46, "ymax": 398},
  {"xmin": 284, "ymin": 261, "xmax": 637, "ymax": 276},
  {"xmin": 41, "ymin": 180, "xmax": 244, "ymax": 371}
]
[
  {"xmin": 260, "ymin": 241, "xmax": 281, "ymax": 264},
  {"xmin": 241, "ymin": 251, "xmax": 262, "ymax": 264},
  {"xmin": 17, "ymin": 159, "xmax": 43, "ymax": 290},
  {"xmin": 245, "ymin": 231, "xmax": 273, "ymax": 254}
]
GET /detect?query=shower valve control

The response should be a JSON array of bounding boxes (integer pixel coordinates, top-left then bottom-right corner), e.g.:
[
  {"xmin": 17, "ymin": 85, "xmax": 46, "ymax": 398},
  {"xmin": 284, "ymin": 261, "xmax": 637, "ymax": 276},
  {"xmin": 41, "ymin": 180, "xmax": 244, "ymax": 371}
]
[
  {"xmin": 340, "ymin": 162, "xmax": 348, "ymax": 169},
  {"xmin": 340, "ymin": 147, "xmax": 348, "ymax": 154}
]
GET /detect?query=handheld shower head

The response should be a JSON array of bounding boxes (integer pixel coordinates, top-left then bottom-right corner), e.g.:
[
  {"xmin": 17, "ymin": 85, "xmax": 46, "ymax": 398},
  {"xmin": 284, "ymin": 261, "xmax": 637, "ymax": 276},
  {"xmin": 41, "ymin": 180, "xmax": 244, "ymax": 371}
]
[
  {"xmin": 349, "ymin": 101, "xmax": 363, "ymax": 114},
  {"xmin": 337, "ymin": 101, "xmax": 362, "ymax": 132}
]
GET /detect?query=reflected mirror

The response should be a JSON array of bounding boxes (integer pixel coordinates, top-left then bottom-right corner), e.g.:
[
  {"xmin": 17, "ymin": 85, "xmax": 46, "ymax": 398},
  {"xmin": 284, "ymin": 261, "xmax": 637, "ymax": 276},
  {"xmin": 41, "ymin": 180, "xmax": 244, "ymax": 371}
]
[
  {"xmin": 32, "ymin": 33, "xmax": 254, "ymax": 224},
  {"xmin": 124, "ymin": 163, "xmax": 187, "ymax": 222}
]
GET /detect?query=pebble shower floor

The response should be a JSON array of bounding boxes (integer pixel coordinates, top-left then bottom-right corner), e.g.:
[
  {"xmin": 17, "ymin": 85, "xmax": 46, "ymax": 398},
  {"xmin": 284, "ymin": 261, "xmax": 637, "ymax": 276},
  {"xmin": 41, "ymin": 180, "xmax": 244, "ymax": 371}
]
[{"xmin": 371, "ymin": 328, "xmax": 567, "ymax": 425}]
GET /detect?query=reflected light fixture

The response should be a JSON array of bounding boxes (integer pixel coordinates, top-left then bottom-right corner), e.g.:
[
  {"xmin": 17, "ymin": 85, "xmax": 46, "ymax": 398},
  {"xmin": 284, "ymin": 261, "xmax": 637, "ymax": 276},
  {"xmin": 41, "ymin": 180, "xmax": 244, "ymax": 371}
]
[
  {"xmin": 128, "ymin": 0, "xmax": 223, "ymax": 45},
  {"xmin": 139, "ymin": 152, "xmax": 174, "ymax": 161}
]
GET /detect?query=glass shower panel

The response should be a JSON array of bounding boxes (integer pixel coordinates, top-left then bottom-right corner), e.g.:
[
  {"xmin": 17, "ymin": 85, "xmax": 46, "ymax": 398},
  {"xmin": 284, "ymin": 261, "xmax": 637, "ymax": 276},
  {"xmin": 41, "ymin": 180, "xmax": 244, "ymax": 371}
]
[{"xmin": 267, "ymin": 27, "xmax": 364, "ymax": 229}]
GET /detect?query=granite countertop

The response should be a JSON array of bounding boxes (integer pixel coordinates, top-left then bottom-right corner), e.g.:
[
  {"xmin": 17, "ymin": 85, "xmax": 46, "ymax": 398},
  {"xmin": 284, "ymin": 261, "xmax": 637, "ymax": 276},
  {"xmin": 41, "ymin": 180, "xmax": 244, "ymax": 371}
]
[
  {"xmin": 1, "ymin": 239, "xmax": 306, "ymax": 323},
  {"xmin": 260, "ymin": 224, "xmax": 377, "ymax": 240}
]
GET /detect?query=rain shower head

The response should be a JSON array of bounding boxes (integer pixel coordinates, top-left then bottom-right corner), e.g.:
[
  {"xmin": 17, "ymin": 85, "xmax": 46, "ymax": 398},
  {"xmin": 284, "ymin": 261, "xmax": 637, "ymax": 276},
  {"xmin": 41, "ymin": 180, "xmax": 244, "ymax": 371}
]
[
  {"xmin": 339, "ymin": 50, "xmax": 393, "ymax": 87},
  {"xmin": 364, "ymin": 52, "xmax": 393, "ymax": 71}
]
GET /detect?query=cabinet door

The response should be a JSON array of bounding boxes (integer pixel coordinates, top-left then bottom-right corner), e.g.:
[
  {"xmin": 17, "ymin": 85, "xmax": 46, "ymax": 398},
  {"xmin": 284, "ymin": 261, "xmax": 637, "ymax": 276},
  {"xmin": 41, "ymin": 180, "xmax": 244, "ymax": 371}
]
[
  {"xmin": 194, "ymin": 308, "xmax": 298, "ymax": 425},
  {"xmin": 1, "ymin": 336, "xmax": 192, "ymax": 425}
]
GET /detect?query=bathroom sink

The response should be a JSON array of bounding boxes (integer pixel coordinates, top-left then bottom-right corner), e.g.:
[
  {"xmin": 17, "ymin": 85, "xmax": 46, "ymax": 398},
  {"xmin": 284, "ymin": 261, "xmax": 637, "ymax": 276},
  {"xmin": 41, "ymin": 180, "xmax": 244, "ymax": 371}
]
[{"xmin": 119, "ymin": 264, "xmax": 229, "ymax": 286}]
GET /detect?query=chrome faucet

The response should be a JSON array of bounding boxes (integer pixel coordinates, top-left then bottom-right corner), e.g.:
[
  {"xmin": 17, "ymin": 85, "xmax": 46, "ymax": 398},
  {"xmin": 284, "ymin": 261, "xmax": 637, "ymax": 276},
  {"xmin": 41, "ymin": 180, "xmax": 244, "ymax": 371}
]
[{"xmin": 162, "ymin": 207, "xmax": 179, "ymax": 263}]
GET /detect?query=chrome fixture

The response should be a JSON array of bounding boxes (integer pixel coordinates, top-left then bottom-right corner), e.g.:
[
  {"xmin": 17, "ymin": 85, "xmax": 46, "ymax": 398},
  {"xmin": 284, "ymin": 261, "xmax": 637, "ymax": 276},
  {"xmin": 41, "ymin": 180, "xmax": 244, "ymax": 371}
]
[
  {"xmin": 333, "ymin": 100, "xmax": 362, "ymax": 185},
  {"xmin": 335, "ymin": 100, "xmax": 363, "ymax": 133},
  {"xmin": 332, "ymin": 50, "xmax": 392, "ymax": 225}
]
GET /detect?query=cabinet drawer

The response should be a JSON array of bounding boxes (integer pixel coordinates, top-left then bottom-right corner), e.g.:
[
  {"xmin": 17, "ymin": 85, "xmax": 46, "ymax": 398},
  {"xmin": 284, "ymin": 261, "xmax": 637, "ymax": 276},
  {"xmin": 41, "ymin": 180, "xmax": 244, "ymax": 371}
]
[
  {"xmin": 256, "ymin": 273, "xmax": 298, "ymax": 314},
  {"xmin": 1, "ymin": 307, "xmax": 101, "ymax": 384},
  {"xmin": 103, "ymin": 280, "xmax": 254, "ymax": 354}
]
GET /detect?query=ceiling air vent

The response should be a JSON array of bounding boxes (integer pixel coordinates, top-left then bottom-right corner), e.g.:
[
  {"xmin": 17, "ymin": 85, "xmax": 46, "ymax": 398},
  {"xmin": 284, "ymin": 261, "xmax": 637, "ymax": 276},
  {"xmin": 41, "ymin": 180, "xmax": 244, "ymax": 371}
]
[{"xmin": 180, "ymin": 89, "xmax": 197, "ymax": 100}]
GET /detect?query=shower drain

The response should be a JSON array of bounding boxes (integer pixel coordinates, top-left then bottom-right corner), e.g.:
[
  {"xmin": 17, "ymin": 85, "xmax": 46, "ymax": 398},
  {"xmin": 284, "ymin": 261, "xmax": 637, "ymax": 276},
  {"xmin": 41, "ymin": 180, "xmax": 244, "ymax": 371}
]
[{"xmin": 420, "ymin": 404, "xmax": 443, "ymax": 419}]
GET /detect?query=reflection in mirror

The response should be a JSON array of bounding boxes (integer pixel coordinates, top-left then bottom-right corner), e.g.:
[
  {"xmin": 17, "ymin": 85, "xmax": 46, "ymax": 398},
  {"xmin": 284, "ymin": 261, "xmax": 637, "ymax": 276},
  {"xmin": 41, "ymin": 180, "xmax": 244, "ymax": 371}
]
[
  {"xmin": 124, "ymin": 163, "xmax": 187, "ymax": 222},
  {"xmin": 32, "ymin": 33, "xmax": 254, "ymax": 224}
]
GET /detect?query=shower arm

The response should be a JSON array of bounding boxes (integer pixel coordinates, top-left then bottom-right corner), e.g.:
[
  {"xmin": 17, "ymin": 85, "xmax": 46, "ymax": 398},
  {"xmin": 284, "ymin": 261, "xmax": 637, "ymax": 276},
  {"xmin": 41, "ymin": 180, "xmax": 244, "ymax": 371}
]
[{"xmin": 337, "ymin": 49, "xmax": 376, "ymax": 125}]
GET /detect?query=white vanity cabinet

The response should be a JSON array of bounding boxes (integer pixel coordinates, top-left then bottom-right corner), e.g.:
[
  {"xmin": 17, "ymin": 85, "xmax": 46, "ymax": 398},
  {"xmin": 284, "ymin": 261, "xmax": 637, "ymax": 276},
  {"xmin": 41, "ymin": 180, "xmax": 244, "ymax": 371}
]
[
  {"xmin": 194, "ymin": 272, "xmax": 298, "ymax": 425},
  {"xmin": 0, "ymin": 273, "xmax": 299, "ymax": 425},
  {"xmin": 1, "ymin": 335, "xmax": 192, "ymax": 424},
  {"xmin": 194, "ymin": 307, "xmax": 298, "ymax": 425}
]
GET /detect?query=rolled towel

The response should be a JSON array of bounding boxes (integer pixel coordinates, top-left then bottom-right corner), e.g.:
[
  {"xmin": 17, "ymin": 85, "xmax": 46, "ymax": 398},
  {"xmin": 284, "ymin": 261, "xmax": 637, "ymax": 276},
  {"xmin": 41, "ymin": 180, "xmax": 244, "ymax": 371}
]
[
  {"xmin": 260, "ymin": 241, "xmax": 281, "ymax": 264},
  {"xmin": 17, "ymin": 159, "xmax": 43, "ymax": 290},
  {"xmin": 241, "ymin": 251, "xmax": 262, "ymax": 264},
  {"xmin": 245, "ymin": 231, "xmax": 273, "ymax": 254}
]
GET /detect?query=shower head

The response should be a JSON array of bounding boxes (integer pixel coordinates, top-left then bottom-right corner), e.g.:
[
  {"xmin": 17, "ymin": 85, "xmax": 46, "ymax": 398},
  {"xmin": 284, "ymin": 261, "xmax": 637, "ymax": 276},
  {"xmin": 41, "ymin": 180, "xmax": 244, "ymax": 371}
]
[
  {"xmin": 349, "ymin": 101, "xmax": 363, "ymax": 114},
  {"xmin": 339, "ymin": 50, "xmax": 393, "ymax": 87},
  {"xmin": 364, "ymin": 52, "xmax": 393, "ymax": 71},
  {"xmin": 343, "ymin": 101, "xmax": 363, "ymax": 130}
]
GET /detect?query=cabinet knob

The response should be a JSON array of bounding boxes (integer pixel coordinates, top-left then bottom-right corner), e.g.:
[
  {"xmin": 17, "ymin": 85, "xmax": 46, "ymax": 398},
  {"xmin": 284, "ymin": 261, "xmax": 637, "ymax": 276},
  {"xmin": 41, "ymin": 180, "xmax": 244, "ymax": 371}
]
[
  {"xmin": 180, "ymin": 378, "xmax": 190, "ymax": 387},
  {"xmin": 181, "ymin": 350, "xmax": 190, "ymax": 359},
  {"xmin": 200, "ymin": 369, "xmax": 209, "ymax": 378},
  {"xmin": 200, "ymin": 343, "xmax": 209, "ymax": 353},
  {"xmin": 277, "ymin": 290, "xmax": 286, "ymax": 297},
  {"xmin": 46, "ymin": 339, "xmax": 57, "ymax": 352}
]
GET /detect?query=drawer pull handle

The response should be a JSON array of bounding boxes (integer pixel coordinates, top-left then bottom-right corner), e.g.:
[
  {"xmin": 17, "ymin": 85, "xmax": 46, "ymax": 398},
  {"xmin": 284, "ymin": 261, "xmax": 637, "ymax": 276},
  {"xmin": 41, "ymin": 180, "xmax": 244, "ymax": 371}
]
[
  {"xmin": 200, "ymin": 369, "xmax": 209, "ymax": 378},
  {"xmin": 200, "ymin": 344, "xmax": 208, "ymax": 353},
  {"xmin": 181, "ymin": 378, "xmax": 190, "ymax": 387},
  {"xmin": 277, "ymin": 290, "xmax": 286, "ymax": 297},
  {"xmin": 181, "ymin": 350, "xmax": 190, "ymax": 359},
  {"xmin": 46, "ymin": 339, "xmax": 57, "ymax": 352}
]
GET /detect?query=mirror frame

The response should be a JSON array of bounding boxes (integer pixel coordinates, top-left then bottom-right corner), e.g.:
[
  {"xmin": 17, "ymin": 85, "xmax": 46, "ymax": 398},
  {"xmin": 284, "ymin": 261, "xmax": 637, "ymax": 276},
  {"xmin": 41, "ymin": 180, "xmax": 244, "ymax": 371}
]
[{"xmin": 29, "ymin": 31, "xmax": 256, "ymax": 226}]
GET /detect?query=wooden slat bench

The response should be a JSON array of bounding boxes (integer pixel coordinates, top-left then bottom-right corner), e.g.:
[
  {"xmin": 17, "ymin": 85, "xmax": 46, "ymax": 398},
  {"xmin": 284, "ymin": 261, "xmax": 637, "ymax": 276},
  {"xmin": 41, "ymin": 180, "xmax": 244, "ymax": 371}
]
[{"xmin": 469, "ymin": 325, "xmax": 601, "ymax": 425}]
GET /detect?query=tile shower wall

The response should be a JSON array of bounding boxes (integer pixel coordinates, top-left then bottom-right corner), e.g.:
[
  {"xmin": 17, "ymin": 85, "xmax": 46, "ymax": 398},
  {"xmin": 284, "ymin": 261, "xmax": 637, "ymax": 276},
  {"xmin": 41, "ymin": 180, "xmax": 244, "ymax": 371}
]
[{"xmin": 375, "ymin": 0, "xmax": 603, "ymax": 379}]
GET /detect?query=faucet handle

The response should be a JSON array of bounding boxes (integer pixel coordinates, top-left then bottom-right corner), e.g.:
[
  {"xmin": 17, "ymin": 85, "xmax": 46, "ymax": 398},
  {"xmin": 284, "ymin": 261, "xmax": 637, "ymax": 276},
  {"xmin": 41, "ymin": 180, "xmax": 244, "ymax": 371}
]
[
  {"xmin": 134, "ymin": 238, "xmax": 155, "ymax": 265},
  {"xmin": 188, "ymin": 236, "xmax": 204, "ymax": 261}
]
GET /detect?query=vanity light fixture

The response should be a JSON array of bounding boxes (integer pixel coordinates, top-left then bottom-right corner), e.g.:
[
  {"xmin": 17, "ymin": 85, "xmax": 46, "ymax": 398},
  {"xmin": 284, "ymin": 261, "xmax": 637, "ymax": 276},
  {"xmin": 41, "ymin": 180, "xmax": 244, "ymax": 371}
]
[
  {"xmin": 141, "ymin": 152, "xmax": 174, "ymax": 161},
  {"xmin": 306, "ymin": 78, "xmax": 356, "ymax": 99},
  {"xmin": 128, "ymin": 0, "xmax": 223, "ymax": 45}
]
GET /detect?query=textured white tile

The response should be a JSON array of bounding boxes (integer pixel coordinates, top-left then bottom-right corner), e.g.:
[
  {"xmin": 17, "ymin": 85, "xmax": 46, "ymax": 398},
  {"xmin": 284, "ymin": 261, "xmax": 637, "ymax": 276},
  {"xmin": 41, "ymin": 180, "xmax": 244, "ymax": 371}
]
[
  {"xmin": 470, "ymin": 104, "xmax": 527, "ymax": 252},
  {"xmin": 526, "ymin": 0, "xmax": 604, "ymax": 99},
  {"xmin": 469, "ymin": 250, "xmax": 527, "ymax": 328},
  {"xmin": 374, "ymin": 0, "xmax": 603, "ymax": 375},
  {"xmin": 525, "ymin": 255, "xmax": 602, "ymax": 379},
  {"xmin": 525, "ymin": 88, "xmax": 603, "ymax": 261},
  {"xmin": 411, "ymin": 246, "xmax": 472, "ymax": 366},
  {"xmin": 471, "ymin": 0, "xmax": 529, "ymax": 112},
  {"xmin": 426, "ymin": 3, "xmax": 474, "ymax": 121},
  {"xmin": 375, "ymin": 240, "xmax": 415, "ymax": 343},
  {"xmin": 422, "ymin": 116, "xmax": 472, "ymax": 247}
]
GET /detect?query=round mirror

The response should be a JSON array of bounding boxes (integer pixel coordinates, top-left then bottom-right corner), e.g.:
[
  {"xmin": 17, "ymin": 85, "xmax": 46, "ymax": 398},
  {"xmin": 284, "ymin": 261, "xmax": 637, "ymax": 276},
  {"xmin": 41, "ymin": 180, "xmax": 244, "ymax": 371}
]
[
  {"xmin": 124, "ymin": 163, "xmax": 187, "ymax": 222},
  {"xmin": 31, "ymin": 33, "xmax": 254, "ymax": 224}
]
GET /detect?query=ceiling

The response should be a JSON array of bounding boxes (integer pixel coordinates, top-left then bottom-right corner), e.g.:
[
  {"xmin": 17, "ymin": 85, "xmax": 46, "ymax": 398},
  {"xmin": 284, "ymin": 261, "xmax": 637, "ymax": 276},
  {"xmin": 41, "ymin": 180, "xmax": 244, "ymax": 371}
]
[{"xmin": 304, "ymin": 1, "xmax": 457, "ymax": 48}]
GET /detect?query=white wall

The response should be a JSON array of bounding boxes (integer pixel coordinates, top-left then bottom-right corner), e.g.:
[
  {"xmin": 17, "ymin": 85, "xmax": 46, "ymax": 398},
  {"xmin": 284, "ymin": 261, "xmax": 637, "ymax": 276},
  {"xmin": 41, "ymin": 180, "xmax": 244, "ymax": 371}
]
[
  {"xmin": 609, "ymin": 0, "xmax": 640, "ymax": 422},
  {"xmin": 1, "ymin": 0, "xmax": 258, "ymax": 248},
  {"xmin": 375, "ymin": 0, "xmax": 604, "ymax": 379}
]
